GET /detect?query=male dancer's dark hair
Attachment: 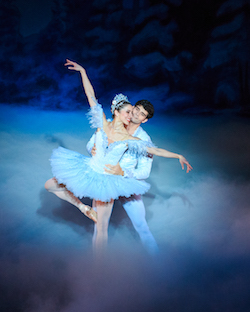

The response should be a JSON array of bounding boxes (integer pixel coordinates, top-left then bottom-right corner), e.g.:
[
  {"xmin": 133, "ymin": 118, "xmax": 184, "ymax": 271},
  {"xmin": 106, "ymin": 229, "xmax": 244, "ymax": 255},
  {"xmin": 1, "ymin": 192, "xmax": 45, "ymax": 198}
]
[{"xmin": 135, "ymin": 100, "xmax": 154, "ymax": 119}]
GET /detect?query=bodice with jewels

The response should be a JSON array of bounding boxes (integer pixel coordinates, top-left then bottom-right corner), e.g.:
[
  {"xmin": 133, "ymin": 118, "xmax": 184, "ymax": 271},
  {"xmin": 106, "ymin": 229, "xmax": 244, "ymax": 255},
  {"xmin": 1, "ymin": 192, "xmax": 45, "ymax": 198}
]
[{"xmin": 87, "ymin": 103, "xmax": 154, "ymax": 174}]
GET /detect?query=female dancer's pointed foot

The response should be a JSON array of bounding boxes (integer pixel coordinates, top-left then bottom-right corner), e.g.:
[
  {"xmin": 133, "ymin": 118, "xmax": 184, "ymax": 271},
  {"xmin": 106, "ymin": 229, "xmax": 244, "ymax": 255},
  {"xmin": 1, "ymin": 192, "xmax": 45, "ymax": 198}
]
[
  {"xmin": 80, "ymin": 204, "xmax": 97, "ymax": 223},
  {"xmin": 86, "ymin": 207, "xmax": 98, "ymax": 223}
]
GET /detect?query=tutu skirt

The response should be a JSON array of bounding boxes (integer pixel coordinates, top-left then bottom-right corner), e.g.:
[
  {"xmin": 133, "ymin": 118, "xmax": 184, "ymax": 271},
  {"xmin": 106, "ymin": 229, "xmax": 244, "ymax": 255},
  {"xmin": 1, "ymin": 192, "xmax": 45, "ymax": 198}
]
[{"xmin": 50, "ymin": 147, "xmax": 150, "ymax": 202}]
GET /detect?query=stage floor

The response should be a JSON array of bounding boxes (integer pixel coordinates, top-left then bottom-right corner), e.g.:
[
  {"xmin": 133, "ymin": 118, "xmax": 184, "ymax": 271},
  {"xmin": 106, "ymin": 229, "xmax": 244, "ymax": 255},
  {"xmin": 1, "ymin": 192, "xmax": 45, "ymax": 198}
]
[{"xmin": 1, "ymin": 104, "xmax": 250, "ymax": 311}]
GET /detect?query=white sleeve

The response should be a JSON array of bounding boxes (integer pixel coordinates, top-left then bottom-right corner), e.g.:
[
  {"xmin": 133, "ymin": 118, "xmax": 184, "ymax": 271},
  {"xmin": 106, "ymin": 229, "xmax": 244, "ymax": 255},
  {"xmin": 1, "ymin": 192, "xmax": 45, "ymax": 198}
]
[
  {"xmin": 123, "ymin": 128, "xmax": 154, "ymax": 180},
  {"xmin": 125, "ymin": 127, "xmax": 153, "ymax": 179},
  {"xmin": 123, "ymin": 154, "xmax": 153, "ymax": 180},
  {"xmin": 86, "ymin": 102, "xmax": 103, "ymax": 129}
]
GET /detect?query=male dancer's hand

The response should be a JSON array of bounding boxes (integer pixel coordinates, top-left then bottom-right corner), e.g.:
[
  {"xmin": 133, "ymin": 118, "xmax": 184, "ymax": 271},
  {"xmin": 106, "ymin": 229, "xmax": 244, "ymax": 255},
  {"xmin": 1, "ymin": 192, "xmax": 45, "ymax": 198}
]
[
  {"xmin": 179, "ymin": 156, "xmax": 193, "ymax": 173},
  {"xmin": 91, "ymin": 144, "xmax": 96, "ymax": 156},
  {"xmin": 104, "ymin": 163, "xmax": 124, "ymax": 176}
]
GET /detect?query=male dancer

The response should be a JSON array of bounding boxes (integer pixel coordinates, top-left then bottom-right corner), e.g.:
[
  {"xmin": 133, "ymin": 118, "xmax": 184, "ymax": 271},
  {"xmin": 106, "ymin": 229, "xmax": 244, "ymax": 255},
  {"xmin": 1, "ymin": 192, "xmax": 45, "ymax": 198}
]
[{"xmin": 87, "ymin": 99, "xmax": 159, "ymax": 254}]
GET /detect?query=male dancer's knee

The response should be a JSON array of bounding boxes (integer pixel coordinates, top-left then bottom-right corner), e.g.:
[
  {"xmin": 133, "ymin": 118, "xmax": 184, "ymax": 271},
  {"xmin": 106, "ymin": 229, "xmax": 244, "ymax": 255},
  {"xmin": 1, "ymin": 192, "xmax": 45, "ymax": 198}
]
[{"xmin": 133, "ymin": 219, "xmax": 150, "ymax": 236}]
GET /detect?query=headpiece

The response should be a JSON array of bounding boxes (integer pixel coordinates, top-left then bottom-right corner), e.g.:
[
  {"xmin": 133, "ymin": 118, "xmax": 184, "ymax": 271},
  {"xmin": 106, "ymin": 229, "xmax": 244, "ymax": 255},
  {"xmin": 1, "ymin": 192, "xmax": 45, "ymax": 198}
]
[{"xmin": 111, "ymin": 94, "xmax": 131, "ymax": 114}]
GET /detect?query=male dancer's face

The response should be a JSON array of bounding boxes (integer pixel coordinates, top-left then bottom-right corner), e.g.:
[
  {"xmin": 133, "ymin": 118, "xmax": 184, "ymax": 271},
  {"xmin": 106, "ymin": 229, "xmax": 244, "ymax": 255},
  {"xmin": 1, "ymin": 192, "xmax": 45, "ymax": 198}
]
[{"xmin": 131, "ymin": 105, "xmax": 148, "ymax": 125}]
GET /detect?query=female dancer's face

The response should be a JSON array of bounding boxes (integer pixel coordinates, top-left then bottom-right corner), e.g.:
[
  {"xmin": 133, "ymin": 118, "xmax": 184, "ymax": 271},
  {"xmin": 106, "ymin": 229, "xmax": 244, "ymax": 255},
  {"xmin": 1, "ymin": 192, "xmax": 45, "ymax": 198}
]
[{"xmin": 116, "ymin": 104, "xmax": 133, "ymax": 125}]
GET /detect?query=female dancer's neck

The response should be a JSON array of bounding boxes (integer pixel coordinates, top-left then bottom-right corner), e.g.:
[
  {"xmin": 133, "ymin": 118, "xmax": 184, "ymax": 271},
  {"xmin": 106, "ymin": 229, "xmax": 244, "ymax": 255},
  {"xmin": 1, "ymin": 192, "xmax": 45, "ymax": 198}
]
[{"xmin": 110, "ymin": 118, "xmax": 126, "ymax": 132}]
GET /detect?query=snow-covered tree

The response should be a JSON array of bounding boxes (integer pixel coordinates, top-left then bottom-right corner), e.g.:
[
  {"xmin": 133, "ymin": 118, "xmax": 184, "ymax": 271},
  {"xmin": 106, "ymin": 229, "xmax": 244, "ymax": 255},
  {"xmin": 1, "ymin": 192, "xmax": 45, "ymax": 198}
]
[
  {"xmin": 203, "ymin": 0, "xmax": 250, "ymax": 110},
  {"xmin": 0, "ymin": 0, "xmax": 23, "ymax": 103}
]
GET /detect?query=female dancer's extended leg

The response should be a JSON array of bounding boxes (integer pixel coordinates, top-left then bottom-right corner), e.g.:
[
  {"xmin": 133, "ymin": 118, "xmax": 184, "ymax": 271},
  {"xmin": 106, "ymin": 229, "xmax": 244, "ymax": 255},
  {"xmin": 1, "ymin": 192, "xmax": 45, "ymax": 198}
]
[
  {"xmin": 93, "ymin": 199, "xmax": 114, "ymax": 256},
  {"xmin": 44, "ymin": 178, "xmax": 97, "ymax": 222}
]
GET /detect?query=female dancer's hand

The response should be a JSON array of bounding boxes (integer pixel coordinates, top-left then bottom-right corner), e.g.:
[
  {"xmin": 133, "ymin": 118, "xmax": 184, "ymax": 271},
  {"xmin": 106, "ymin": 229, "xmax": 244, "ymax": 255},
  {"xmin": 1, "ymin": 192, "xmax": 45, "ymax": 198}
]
[
  {"xmin": 64, "ymin": 59, "xmax": 84, "ymax": 72},
  {"xmin": 64, "ymin": 58, "xmax": 98, "ymax": 108},
  {"xmin": 179, "ymin": 155, "xmax": 193, "ymax": 173}
]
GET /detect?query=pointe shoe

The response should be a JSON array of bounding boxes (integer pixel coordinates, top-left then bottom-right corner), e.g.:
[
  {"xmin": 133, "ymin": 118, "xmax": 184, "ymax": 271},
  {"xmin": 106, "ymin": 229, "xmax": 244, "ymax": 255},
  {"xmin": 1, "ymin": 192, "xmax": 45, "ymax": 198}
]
[{"xmin": 80, "ymin": 205, "xmax": 97, "ymax": 223}]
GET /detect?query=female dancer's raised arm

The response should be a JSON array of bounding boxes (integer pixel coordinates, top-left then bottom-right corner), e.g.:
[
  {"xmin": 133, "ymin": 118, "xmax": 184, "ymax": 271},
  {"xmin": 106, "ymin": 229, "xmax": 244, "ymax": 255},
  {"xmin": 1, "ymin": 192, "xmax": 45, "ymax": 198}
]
[
  {"xmin": 65, "ymin": 59, "xmax": 108, "ymax": 128},
  {"xmin": 64, "ymin": 59, "xmax": 97, "ymax": 107}
]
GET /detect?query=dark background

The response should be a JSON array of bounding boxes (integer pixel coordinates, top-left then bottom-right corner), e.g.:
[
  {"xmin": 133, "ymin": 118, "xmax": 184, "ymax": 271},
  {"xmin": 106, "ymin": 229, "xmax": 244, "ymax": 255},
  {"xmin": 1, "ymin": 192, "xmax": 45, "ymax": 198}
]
[{"xmin": 1, "ymin": 0, "xmax": 249, "ymax": 113}]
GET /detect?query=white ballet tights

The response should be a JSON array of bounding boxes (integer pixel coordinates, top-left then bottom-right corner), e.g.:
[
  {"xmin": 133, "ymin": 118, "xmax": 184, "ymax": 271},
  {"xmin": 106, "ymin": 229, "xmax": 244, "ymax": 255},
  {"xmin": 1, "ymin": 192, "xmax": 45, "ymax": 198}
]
[
  {"xmin": 44, "ymin": 178, "xmax": 88, "ymax": 213},
  {"xmin": 46, "ymin": 178, "xmax": 158, "ymax": 255},
  {"xmin": 92, "ymin": 199, "xmax": 114, "ymax": 257},
  {"xmin": 93, "ymin": 196, "xmax": 159, "ymax": 255},
  {"xmin": 122, "ymin": 195, "xmax": 159, "ymax": 255}
]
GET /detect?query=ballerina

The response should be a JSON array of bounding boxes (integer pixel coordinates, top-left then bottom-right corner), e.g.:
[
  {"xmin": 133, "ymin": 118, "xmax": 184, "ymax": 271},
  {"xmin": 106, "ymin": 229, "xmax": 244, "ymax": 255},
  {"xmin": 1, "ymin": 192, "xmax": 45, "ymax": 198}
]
[{"xmin": 45, "ymin": 59, "xmax": 192, "ymax": 254}]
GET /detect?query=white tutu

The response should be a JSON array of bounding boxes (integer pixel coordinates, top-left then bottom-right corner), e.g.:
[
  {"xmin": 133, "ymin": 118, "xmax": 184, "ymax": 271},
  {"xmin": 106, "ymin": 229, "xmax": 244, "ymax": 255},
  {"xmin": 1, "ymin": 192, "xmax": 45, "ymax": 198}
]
[{"xmin": 50, "ymin": 147, "xmax": 150, "ymax": 202}]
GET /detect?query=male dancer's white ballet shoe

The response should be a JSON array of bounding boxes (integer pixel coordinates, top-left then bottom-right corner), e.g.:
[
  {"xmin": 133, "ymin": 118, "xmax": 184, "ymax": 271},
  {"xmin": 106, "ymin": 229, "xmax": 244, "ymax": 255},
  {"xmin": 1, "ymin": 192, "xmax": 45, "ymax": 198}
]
[{"xmin": 79, "ymin": 204, "xmax": 97, "ymax": 223}]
